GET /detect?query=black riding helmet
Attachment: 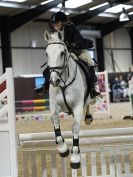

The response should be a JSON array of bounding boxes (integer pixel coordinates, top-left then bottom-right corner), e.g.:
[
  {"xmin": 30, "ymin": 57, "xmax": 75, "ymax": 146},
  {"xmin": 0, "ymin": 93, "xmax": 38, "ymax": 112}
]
[{"xmin": 50, "ymin": 11, "xmax": 67, "ymax": 24}]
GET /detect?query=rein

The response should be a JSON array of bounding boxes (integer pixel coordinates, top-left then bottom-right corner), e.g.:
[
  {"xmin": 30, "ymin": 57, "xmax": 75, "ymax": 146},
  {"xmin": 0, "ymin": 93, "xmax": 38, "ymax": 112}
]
[{"xmin": 60, "ymin": 63, "xmax": 77, "ymax": 114}]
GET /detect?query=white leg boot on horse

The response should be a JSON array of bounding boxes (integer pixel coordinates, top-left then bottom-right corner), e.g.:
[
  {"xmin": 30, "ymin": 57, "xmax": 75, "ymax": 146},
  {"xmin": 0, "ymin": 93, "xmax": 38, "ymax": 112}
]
[
  {"xmin": 54, "ymin": 126, "xmax": 69, "ymax": 157},
  {"xmin": 70, "ymin": 106, "xmax": 84, "ymax": 169}
]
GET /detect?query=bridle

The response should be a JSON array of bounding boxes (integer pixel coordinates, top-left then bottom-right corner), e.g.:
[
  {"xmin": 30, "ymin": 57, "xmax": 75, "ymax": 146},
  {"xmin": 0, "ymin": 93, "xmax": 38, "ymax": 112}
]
[
  {"xmin": 46, "ymin": 41, "xmax": 78, "ymax": 114},
  {"xmin": 46, "ymin": 42, "xmax": 71, "ymax": 85}
]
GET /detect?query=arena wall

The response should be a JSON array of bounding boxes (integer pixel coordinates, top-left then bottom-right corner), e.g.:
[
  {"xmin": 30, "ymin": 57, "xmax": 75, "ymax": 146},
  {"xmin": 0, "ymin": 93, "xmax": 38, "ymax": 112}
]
[
  {"xmin": 0, "ymin": 22, "xmax": 132, "ymax": 76},
  {"xmin": 104, "ymin": 28, "xmax": 132, "ymax": 72}
]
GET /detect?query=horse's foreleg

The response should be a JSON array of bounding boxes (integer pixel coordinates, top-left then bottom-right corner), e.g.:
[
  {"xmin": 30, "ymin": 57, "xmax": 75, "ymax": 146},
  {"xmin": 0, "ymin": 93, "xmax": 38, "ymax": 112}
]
[
  {"xmin": 70, "ymin": 105, "xmax": 84, "ymax": 169},
  {"xmin": 51, "ymin": 105, "xmax": 69, "ymax": 157},
  {"xmin": 50, "ymin": 87, "xmax": 69, "ymax": 157}
]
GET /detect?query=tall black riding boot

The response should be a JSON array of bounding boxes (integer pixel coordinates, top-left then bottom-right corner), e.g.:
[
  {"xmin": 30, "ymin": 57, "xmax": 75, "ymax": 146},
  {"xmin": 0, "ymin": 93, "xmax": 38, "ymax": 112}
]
[
  {"xmin": 35, "ymin": 82, "xmax": 49, "ymax": 95},
  {"xmin": 90, "ymin": 66, "xmax": 101, "ymax": 99}
]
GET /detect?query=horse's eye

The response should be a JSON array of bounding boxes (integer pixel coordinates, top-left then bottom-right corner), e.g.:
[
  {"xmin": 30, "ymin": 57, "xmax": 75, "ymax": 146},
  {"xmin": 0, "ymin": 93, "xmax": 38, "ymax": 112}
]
[
  {"xmin": 61, "ymin": 52, "xmax": 64, "ymax": 57},
  {"xmin": 46, "ymin": 52, "xmax": 48, "ymax": 57}
]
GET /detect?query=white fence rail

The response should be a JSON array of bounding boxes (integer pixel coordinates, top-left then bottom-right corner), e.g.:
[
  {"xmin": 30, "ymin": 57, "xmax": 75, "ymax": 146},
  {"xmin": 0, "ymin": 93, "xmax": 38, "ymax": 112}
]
[
  {"xmin": 19, "ymin": 128, "xmax": 133, "ymax": 177},
  {"xmin": 0, "ymin": 68, "xmax": 18, "ymax": 177}
]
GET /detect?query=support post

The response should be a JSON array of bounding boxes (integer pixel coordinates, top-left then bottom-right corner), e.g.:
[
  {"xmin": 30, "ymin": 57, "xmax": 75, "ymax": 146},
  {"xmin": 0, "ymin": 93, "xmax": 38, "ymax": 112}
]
[
  {"xmin": 96, "ymin": 38, "xmax": 105, "ymax": 72},
  {"xmin": 1, "ymin": 16, "xmax": 12, "ymax": 73},
  {"xmin": 129, "ymin": 28, "xmax": 133, "ymax": 64}
]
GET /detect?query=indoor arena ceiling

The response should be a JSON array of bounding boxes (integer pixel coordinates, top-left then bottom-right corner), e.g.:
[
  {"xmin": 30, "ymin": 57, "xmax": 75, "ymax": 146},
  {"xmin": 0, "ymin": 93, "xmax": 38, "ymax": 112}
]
[{"xmin": 0, "ymin": 0, "xmax": 133, "ymax": 35}]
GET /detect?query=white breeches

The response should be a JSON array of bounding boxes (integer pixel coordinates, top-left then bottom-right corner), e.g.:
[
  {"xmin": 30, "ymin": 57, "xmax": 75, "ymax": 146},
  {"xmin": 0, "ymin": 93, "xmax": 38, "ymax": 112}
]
[{"xmin": 78, "ymin": 49, "xmax": 94, "ymax": 67}]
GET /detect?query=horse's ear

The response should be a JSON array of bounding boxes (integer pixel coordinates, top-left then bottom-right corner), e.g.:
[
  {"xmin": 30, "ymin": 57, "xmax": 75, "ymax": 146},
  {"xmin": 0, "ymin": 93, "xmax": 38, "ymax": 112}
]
[
  {"xmin": 58, "ymin": 31, "xmax": 63, "ymax": 41},
  {"xmin": 44, "ymin": 30, "xmax": 51, "ymax": 41}
]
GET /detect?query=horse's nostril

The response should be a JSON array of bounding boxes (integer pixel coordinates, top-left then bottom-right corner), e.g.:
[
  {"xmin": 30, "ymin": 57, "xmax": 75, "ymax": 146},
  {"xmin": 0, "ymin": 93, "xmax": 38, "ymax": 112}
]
[
  {"xmin": 50, "ymin": 78, "xmax": 60, "ymax": 87},
  {"xmin": 56, "ymin": 79, "xmax": 60, "ymax": 84},
  {"xmin": 50, "ymin": 79, "xmax": 52, "ymax": 84}
]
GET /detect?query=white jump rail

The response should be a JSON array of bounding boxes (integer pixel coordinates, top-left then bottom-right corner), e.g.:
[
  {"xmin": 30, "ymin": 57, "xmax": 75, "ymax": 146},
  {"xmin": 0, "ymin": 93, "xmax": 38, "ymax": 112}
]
[
  {"xmin": 19, "ymin": 127, "xmax": 133, "ymax": 141},
  {"xmin": 19, "ymin": 127, "xmax": 133, "ymax": 177},
  {"xmin": 0, "ymin": 68, "xmax": 18, "ymax": 177}
]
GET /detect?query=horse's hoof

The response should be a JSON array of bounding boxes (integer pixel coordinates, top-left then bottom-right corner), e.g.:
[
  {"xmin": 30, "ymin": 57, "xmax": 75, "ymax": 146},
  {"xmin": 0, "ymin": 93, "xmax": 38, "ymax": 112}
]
[
  {"xmin": 85, "ymin": 114, "xmax": 93, "ymax": 125},
  {"xmin": 70, "ymin": 162, "xmax": 81, "ymax": 169},
  {"xmin": 59, "ymin": 149, "xmax": 70, "ymax": 157}
]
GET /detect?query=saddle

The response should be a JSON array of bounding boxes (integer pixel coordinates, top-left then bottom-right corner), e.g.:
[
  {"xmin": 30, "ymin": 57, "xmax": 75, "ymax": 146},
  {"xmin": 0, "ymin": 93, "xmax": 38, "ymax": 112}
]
[{"xmin": 74, "ymin": 59, "xmax": 91, "ymax": 104}]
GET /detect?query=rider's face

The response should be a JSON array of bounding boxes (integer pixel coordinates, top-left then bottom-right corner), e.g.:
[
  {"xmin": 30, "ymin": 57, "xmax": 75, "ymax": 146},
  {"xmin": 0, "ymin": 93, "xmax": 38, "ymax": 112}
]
[{"xmin": 53, "ymin": 21, "xmax": 63, "ymax": 31}]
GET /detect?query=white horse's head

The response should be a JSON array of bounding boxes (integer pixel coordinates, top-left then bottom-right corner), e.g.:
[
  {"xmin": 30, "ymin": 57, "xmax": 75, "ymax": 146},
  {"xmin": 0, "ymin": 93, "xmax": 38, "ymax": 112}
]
[{"xmin": 44, "ymin": 30, "xmax": 68, "ymax": 87}]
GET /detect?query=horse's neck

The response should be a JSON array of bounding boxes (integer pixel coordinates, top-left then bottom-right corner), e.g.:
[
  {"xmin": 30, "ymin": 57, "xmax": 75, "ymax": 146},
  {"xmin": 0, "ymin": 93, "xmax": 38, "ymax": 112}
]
[
  {"xmin": 64, "ymin": 55, "xmax": 76, "ymax": 84},
  {"xmin": 68, "ymin": 56, "xmax": 76, "ymax": 74}
]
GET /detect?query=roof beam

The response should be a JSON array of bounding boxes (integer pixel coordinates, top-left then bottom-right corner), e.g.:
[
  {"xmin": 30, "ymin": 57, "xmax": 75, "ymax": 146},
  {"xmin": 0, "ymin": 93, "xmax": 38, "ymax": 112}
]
[
  {"xmin": 98, "ymin": 15, "xmax": 133, "ymax": 37},
  {"xmin": 9, "ymin": 0, "xmax": 66, "ymax": 32},
  {"xmin": 71, "ymin": 0, "xmax": 132, "ymax": 25},
  {"xmin": 110, "ymin": 0, "xmax": 132, "ymax": 3},
  {"xmin": 71, "ymin": 4, "xmax": 110, "ymax": 25}
]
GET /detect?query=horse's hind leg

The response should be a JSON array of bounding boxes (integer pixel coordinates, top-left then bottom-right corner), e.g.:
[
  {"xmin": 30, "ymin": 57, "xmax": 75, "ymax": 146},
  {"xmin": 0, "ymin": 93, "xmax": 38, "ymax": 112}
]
[
  {"xmin": 70, "ymin": 105, "xmax": 84, "ymax": 169},
  {"xmin": 51, "ymin": 105, "xmax": 69, "ymax": 157},
  {"xmin": 85, "ymin": 105, "xmax": 94, "ymax": 125}
]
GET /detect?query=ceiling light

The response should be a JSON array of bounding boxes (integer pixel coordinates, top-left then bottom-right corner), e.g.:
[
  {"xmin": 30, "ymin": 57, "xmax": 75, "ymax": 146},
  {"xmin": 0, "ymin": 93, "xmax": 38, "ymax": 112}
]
[
  {"xmin": 98, "ymin": 12, "xmax": 118, "ymax": 18},
  {"xmin": 89, "ymin": 2, "xmax": 109, "ymax": 11},
  {"xmin": 50, "ymin": 7, "xmax": 85, "ymax": 14},
  {"xmin": 64, "ymin": 11, "xmax": 70, "ymax": 15},
  {"xmin": 3, "ymin": 0, "xmax": 26, "ymax": 2},
  {"xmin": 41, "ymin": 0, "xmax": 53, "ymax": 5},
  {"xmin": 58, "ymin": 0, "xmax": 92, "ymax": 9},
  {"xmin": 119, "ymin": 8, "xmax": 129, "ymax": 22},
  {"xmin": 105, "ymin": 4, "xmax": 132, "ymax": 13},
  {"xmin": 128, "ymin": 11, "xmax": 133, "ymax": 15},
  {"xmin": 49, "ymin": 7, "xmax": 61, "ymax": 13}
]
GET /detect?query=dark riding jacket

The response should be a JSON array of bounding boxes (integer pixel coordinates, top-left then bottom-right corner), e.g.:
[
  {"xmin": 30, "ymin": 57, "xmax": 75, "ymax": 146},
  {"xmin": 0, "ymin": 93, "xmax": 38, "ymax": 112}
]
[
  {"xmin": 51, "ymin": 21, "xmax": 93, "ymax": 54},
  {"xmin": 64, "ymin": 21, "xmax": 93, "ymax": 54}
]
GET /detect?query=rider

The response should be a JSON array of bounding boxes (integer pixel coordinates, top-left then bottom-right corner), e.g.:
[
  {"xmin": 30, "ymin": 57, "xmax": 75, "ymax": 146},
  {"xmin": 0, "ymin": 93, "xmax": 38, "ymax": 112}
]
[{"xmin": 35, "ymin": 11, "xmax": 100, "ymax": 99}]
